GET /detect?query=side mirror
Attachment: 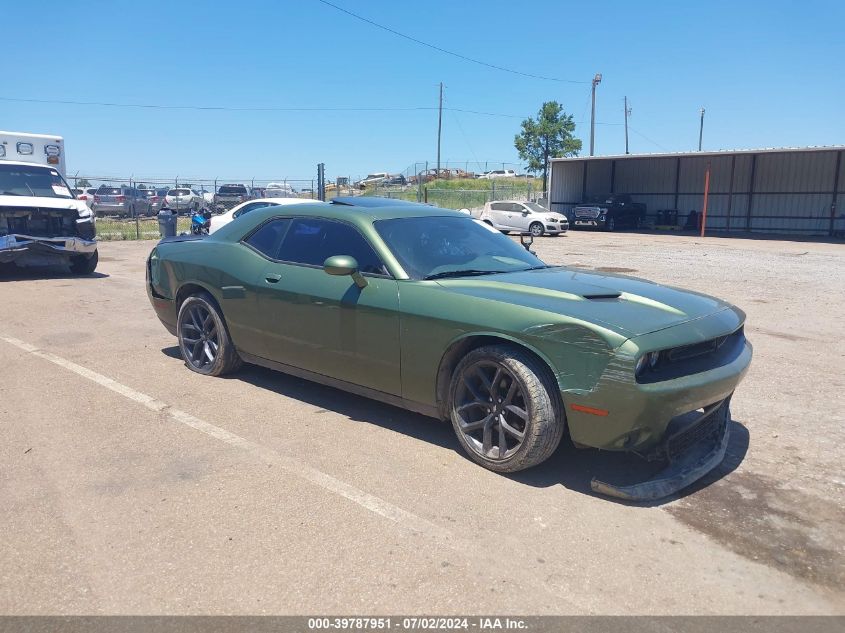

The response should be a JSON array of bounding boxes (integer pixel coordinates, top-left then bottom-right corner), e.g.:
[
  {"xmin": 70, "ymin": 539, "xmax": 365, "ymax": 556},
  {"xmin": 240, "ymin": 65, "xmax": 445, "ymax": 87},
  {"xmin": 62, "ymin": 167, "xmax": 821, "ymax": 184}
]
[
  {"xmin": 519, "ymin": 233, "xmax": 534, "ymax": 252},
  {"xmin": 522, "ymin": 211, "xmax": 529, "ymax": 216},
  {"xmin": 323, "ymin": 255, "xmax": 367, "ymax": 288}
]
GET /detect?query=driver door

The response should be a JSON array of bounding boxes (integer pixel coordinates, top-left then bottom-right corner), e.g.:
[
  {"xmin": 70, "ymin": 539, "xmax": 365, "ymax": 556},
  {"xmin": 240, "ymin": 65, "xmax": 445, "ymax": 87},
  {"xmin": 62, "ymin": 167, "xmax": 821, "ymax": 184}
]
[{"xmin": 244, "ymin": 216, "xmax": 401, "ymax": 396}]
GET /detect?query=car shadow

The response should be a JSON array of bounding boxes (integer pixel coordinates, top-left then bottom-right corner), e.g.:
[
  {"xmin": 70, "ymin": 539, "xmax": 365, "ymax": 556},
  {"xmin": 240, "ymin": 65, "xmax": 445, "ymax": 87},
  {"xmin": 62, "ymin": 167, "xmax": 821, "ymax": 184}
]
[
  {"xmin": 161, "ymin": 346, "xmax": 749, "ymax": 505},
  {"xmin": 507, "ymin": 419, "xmax": 749, "ymax": 507},
  {"xmin": 161, "ymin": 346, "xmax": 455, "ymax": 450},
  {"xmin": 0, "ymin": 266, "xmax": 109, "ymax": 281}
]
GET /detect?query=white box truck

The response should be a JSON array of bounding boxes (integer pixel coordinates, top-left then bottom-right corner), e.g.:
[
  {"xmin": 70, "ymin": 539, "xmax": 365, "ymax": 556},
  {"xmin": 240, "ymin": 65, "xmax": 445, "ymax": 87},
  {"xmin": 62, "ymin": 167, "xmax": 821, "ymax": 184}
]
[{"xmin": 0, "ymin": 131, "xmax": 67, "ymax": 177}]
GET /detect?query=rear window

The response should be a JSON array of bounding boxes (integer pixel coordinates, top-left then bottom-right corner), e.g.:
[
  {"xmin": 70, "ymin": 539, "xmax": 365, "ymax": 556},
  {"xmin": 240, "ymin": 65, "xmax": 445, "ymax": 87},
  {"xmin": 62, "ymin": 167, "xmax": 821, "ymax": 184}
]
[
  {"xmin": 168, "ymin": 189, "xmax": 191, "ymax": 195},
  {"xmin": 97, "ymin": 187, "xmax": 122, "ymax": 195},
  {"xmin": 218, "ymin": 185, "xmax": 247, "ymax": 194}
]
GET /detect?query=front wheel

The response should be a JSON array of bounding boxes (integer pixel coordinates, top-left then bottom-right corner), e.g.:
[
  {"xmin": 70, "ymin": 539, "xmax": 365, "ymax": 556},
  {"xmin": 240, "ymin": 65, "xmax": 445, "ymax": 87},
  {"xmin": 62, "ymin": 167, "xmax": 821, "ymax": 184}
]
[
  {"xmin": 448, "ymin": 345, "xmax": 564, "ymax": 473},
  {"xmin": 529, "ymin": 222, "xmax": 544, "ymax": 237},
  {"xmin": 69, "ymin": 250, "xmax": 98, "ymax": 275},
  {"xmin": 606, "ymin": 216, "xmax": 616, "ymax": 232},
  {"xmin": 177, "ymin": 292, "xmax": 242, "ymax": 376}
]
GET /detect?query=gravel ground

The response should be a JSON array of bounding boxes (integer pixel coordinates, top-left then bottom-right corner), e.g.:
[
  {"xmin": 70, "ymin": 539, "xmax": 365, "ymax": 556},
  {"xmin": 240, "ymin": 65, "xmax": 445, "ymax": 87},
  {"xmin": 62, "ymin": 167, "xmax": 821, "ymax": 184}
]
[{"xmin": 0, "ymin": 230, "xmax": 842, "ymax": 615}]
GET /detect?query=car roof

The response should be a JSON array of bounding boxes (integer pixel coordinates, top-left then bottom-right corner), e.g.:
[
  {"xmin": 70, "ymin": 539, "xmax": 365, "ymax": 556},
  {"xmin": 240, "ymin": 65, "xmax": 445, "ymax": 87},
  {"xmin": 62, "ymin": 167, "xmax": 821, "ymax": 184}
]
[
  {"xmin": 213, "ymin": 200, "xmax": 462, "ymax": 241},
  {"xmin": 246, "ymin": 197, "xmax": 320, "ymax": 205},
  {"xmin": 0, "ymin": 160, "xmax": 61, "ymax": 169},
  {"xmin": 331, "ymin": 196, "xmax": 431, "ymax": 209}
]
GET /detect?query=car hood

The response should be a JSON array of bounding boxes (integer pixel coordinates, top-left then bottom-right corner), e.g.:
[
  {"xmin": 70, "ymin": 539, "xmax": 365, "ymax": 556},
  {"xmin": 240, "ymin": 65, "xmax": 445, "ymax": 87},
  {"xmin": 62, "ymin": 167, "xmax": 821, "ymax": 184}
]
[
  {"xmin": 435, "ymin": 266, "xmax": 733, "ymax": 337},
  {"xmin": 0, "ymin": 194, "xmax": 89, "ymax": 214}
]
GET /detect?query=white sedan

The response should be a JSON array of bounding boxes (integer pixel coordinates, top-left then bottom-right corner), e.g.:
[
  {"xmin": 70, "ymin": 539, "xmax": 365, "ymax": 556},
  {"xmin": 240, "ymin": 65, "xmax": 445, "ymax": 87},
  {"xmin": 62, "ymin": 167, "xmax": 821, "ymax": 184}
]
[{"xmin": 209, "ymin": 197, "xmax": 321, "ymax": 234}]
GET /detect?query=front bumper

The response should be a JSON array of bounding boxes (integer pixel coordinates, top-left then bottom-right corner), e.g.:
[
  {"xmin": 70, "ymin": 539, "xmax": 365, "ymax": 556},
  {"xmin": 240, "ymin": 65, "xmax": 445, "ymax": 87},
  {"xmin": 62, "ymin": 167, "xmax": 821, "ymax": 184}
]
[
  {"xmin": 573, "ymin": 217, "xmax": 606, "ymax": 228},
  {"xmin": 563, "ymin": 308, "xmax": 751, "ymax": 455},
  {"xmin": 591, "ymin": 398, "xmax": 731, "ymax": 501},
  {"xmin": 0, "ymin": 233, "xmax": 98, "ymax": 264}
]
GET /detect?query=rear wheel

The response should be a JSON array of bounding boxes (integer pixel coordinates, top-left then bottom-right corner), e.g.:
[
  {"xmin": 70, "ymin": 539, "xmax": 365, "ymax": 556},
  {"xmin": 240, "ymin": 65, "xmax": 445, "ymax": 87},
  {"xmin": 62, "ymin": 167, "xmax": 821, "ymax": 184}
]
[
  {"xmin": 448, "ymin": 345, "xmax": 564, "ymax": 473},
  {"xmin": 69, "ymin": 250, "xmax": 98, "ymax": 275},
  {"xmin": 529, "ymin": 222, "xmax": 544, "ymax": 237},
  {"xmin": 177, "ymin": 292, "xmax": 242, "ymax": 376}
]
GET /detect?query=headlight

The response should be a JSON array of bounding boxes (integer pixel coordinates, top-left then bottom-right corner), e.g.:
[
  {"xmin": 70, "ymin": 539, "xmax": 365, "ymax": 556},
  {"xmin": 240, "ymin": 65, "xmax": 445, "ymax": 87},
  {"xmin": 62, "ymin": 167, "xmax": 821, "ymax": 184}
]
[
  {"xmin": 635, "ymin": 355, "xmax": 649, "ymax": 376},
  {"xmin": 648, "ymin": 351, "xmax": 661, "ymax": 369},
  {"xmin": 635, "ymin": 351, "xmax": 662, "ymax": 377}
]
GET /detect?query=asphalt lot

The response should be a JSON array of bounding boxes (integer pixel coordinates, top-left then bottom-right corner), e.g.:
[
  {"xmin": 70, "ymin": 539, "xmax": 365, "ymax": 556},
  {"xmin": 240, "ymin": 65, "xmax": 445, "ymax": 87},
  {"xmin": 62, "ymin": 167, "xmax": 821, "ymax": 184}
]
[{"xmin": 0, "ymin": 230, "xmax": 843, "ymax": 615}]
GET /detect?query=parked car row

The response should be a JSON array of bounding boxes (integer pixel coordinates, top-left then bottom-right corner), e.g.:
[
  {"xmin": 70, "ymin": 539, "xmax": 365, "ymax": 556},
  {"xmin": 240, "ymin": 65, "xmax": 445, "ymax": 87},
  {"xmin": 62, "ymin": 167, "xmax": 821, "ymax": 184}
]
[
  {"xmin": 355, "ymin": 168, "xmax": 532, "ymax": 188},
  {"xmin": 74, "ymin": 181, "xmax": 309, "ymax": 217}
]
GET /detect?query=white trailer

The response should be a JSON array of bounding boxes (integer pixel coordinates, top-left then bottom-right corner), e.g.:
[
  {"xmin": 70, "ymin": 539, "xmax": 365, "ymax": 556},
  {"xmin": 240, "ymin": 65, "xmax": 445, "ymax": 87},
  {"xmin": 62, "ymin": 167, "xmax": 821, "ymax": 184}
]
[{"xmin": 0, "ymin": 131, "xmax": 66, "ymax": 177}]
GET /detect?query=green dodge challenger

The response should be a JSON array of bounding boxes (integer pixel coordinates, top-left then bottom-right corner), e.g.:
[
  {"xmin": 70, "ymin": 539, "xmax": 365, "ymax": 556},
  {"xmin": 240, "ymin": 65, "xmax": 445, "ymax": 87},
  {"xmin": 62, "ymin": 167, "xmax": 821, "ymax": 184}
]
[{"xmin": 146, "ymin": 200, "xmax": 752, "ymax": 500}]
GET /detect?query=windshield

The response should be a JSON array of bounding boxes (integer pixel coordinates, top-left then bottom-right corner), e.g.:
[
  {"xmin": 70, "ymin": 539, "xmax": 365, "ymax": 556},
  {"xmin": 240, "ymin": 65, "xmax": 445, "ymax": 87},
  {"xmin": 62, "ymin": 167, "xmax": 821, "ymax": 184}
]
[
  {"xmin": 523, "ymin": 202, "xmax": 549, "ymax": 213},
  {"xmin": 219, "ymin": 185, "xmax": 247, "ymax": 194},
  {"xmin": 374, "ymin": 216, "xmax": 544, "ymax": 280},
  {"xmin": 585, "ymin": 194, "xmax": 614, "ymax": 204},
  {"xmin": 0, "ymin": 164, "xmax": 74, "ymax": 198}
]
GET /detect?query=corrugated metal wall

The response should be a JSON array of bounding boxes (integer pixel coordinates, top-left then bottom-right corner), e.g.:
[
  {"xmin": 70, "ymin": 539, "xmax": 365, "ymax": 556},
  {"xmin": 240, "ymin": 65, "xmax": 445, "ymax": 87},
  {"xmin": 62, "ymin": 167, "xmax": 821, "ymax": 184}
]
[{"xmin": 550, "ymin": 149, "xmax": 845, "ymax": 235}]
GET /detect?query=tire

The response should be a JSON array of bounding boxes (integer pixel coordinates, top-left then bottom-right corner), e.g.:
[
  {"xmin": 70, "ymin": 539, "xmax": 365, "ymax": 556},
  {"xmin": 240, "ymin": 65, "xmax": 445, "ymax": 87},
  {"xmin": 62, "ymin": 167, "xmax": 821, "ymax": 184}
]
[
  {"xmin": 177, "ymin": 292, "xmax": 242, "ymax": 377},
  {"xmin": 529, "ymin": 222, "xmax": 544, "ymax": 237},
  {"xmin": 606, "ymin": 216, "xmax": 616, "ymax": 232},
  {"xmin": 69, "ymin": 250, "xmax": 98, "ymax": 275},
  {"xmin": 448, "ymin": 344, "xmax": 564, "ymax": 473}
]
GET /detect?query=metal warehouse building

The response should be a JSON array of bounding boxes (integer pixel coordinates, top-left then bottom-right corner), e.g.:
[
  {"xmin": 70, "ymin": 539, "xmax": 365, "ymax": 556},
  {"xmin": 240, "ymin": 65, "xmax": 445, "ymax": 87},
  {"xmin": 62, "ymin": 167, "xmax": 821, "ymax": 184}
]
[{"xmin": 548, "ymin": 146, "xmax": 845, "ymax": 236}]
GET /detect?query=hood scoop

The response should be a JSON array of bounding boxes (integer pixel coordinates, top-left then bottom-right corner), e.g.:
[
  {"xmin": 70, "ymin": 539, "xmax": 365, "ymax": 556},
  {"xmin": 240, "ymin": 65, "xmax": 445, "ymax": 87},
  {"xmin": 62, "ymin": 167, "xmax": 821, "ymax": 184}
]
[{"xmin": 582, "ymin": 292, "xmax": 622, "ymax": 300}]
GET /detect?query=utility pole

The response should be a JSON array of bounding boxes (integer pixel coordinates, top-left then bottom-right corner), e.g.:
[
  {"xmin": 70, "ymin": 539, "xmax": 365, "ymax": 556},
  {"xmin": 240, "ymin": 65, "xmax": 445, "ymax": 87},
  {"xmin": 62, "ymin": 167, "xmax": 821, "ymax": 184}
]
[
  {"xmin": 698, "ymin": 107, "xmax": 706, "ymax": 151},
  {"xmin": 436, "ymin": 82, "xmax": 443, "ymax": 176},
  {"xmin": 590, "ymin": 73, "xmax": 602, "ymax": 156},
  {"xmin": 624, "ymin": 96, "xmax": 631, "ymax": 155}
]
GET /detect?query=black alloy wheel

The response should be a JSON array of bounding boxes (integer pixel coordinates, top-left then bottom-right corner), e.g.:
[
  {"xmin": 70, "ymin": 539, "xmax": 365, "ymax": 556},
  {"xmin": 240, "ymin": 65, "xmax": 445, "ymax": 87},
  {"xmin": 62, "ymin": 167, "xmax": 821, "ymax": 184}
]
[
  {"xmin": 449, "ymin": 345, "xmax": 564, "ymax": 472},
  {"xmin": 177, "ymin": 293, "xmax": 242, "ymax": 376}
]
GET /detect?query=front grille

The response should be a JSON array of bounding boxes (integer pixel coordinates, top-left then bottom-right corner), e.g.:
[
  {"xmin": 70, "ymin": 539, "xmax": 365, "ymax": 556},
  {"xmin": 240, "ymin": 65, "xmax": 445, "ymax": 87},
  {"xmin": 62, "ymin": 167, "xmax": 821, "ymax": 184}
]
[
  {"xmin": 664, "ymin": 401, "xmax": 726, "ymax": 461},
  {"xmin": 574, "ymin": 208, "xmax": 601, "ymax": 219},
  {"xmin": 637, "ymin": 327, "xmax": 746, "ymax": 384}
]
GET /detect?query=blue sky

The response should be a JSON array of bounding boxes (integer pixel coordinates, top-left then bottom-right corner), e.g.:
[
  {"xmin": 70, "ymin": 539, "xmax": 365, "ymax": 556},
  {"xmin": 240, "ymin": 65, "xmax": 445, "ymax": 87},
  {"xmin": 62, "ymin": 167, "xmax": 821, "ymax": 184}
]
[{"xmin": 3, "ymin": 0, "xmax": 843, "ymax": 181}]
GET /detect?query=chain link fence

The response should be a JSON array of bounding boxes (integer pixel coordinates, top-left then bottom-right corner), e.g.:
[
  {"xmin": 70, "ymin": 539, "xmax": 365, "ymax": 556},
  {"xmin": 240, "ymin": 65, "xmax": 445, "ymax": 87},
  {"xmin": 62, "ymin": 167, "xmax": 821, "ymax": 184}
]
[
  {"xmin": 67, "ymin": 172, "xmax": 544, "ymax": 241},
  {"xmin": 68, "ymin": 176, "xmax": 322, "ymax": 240}
]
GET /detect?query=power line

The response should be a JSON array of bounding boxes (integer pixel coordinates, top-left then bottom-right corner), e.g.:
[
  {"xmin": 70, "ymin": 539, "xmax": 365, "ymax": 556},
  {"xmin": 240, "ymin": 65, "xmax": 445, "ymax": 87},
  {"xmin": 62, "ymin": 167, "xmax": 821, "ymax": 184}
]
[
  {"xmin": 628, "ymin": 125, "xmax": 670, "ymax": 152},
  {"xmin": 0, "ymin": 96, "xmax": 524, "ymax": 118},
  {"xmin": 315, "ymin": 0, "xmax": 588, "ymax": 84}
]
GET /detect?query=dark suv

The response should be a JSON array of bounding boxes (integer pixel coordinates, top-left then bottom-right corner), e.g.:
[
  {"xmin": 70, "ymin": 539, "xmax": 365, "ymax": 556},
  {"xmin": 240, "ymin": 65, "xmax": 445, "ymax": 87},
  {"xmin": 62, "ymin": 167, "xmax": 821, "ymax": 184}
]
[
  {"xmin": 213, "ymin": 184, "xmax": 252, "ymax": 211},
  {"xmin": 571, "ymin": 194, "xmax": 646, "ymax": 231},
  {"xmin": 92, "ymin": 186, "xmax": 151, "ymax": 217}
]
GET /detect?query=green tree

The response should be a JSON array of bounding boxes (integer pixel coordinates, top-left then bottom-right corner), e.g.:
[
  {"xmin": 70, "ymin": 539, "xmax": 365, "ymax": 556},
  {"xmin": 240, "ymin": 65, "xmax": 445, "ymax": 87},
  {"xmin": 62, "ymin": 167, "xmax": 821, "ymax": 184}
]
[{"xmin": 514, "ymin": 101, "xmax": 581, "ymax": 193}]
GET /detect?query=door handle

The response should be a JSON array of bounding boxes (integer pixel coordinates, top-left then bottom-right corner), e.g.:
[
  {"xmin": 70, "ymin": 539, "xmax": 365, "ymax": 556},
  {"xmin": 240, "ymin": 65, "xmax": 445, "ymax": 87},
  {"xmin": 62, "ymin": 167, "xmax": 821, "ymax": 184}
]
[{"xmin": 264, "ymin": 273, "xmax": 282, "ymax": 284}]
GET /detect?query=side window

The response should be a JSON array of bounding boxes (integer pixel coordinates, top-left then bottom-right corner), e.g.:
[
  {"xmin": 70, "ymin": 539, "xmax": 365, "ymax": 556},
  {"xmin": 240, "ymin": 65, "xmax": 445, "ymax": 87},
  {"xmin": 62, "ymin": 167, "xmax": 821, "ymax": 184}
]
[
  {"xmin": 509, "ymin": 203, "xmax": 526, "ymax": 213},
  {"xmin": 278, "ymin": 218, "xmax": 388, "ymax": 275},
  {"xmin": 244, "ymin": 218, "xmax": 292, "ymax": 259},
  {"xmin": 490, "ymin": 202, "xmax": 506, "ymax": 211}
]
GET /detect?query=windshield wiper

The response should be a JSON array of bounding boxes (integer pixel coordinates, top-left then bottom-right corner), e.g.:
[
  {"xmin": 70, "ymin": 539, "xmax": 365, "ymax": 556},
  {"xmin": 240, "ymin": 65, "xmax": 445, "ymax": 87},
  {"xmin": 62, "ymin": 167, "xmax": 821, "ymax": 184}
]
[
  {"xmin": 522, "ymin": 265, "xmax": 556, "ymax": 271},
  {"xmin": 424, "ymin": 269, "xmax": 506, "ymax": 280},
  {"xmin": 0, "ymin": 191, "xmax": 21, "ymax": 196}
]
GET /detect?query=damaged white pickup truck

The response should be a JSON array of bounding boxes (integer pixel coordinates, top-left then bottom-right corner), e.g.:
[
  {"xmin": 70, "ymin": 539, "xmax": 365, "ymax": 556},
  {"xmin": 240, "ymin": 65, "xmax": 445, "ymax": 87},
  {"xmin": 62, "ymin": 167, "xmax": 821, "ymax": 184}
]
[{"xmin": 0, "ymin": 161, "xmax": 98, "ymax": 274}]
